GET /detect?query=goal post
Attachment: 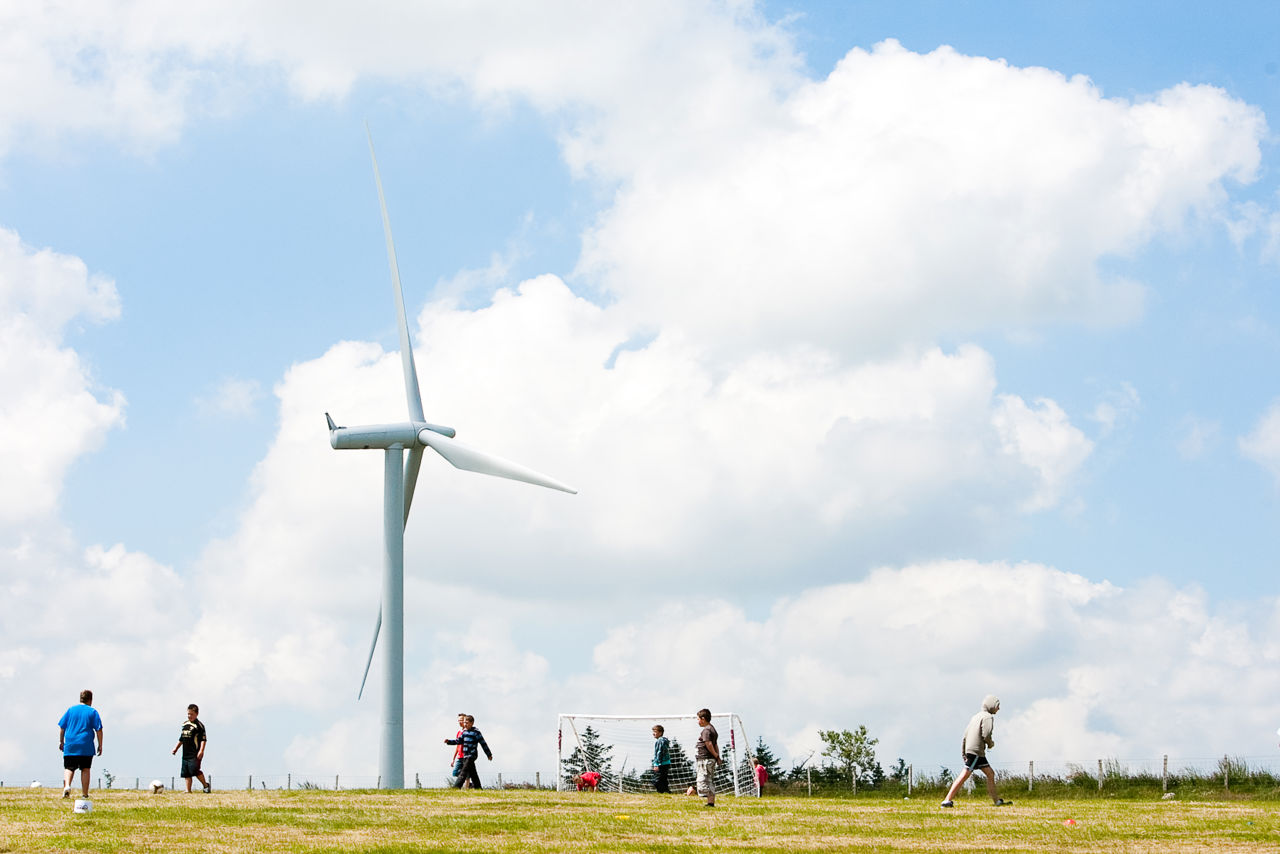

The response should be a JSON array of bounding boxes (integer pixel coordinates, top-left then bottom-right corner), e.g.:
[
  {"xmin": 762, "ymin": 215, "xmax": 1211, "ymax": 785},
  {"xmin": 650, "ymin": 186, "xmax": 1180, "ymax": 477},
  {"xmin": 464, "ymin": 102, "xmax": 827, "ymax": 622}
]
[{"xmin": 556, "ymin": 712, "xmax": 758, "ymax": 796}]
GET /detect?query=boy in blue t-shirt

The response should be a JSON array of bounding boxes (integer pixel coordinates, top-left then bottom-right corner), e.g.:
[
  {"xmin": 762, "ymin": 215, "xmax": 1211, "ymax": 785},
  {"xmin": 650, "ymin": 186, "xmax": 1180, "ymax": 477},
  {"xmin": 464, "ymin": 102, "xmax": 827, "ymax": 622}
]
[
  {"xmin": 651, "ymin": 725, "xmax": 672, "ymax": 793},
  {"xmin": 444, "ymin": 715, "xmax": 492, "ymax": 789},
  {"xmin": 57, "ymin": 689, "xmax": 103, "ymax": 799}
]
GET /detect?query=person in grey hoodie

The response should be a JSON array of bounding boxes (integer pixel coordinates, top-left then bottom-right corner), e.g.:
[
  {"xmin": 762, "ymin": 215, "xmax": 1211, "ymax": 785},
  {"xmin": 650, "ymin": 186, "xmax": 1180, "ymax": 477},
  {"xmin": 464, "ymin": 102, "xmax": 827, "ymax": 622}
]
[{"xmin": 940, "ymin": 695, "xmax": 1011, "ymax": 808}]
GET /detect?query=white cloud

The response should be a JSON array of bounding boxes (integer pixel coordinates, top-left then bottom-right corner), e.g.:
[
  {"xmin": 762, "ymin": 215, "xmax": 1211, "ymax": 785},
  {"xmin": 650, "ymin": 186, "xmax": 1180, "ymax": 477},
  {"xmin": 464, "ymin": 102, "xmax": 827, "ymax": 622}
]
[
  {"xmin": 563, "ymin": 562, "xmax": 1280, "ymax": 769},
  {"xmin": 0, "ymin": 0, "xmax": 797, "ymax": 160},
  {"xmin": 580, "ymin": 41, "xmax": 1264, "ymax": 361},
  {"xmin": 992, "ymin": 395, "xmax": 1093, "ymax": 511},
  {"xmin": 192, "ymin": 282, "xmax": 1092, "ymax": 609},
  {"xmin": 0, "ymin": 531, "xmax": 193, "ymax": 771},
  {"xmin": 1239, "ymin": 401, "xmax": 1280, "ymax": 484},
  {"xmin": 6, "ymin": 12, "xmax": 1262, "ymax": 363},
  {"xmin": 0, "ymin": 228, "xmax": 124, "ymax": 524}
]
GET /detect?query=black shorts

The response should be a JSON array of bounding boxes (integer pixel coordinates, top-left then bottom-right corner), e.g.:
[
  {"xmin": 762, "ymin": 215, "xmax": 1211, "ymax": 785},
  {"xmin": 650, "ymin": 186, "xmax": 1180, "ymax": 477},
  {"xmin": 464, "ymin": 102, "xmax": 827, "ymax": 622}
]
[
  {"xmin": 180, "ymin": 757, "xmax": 203, "ymax": 778},
  {"xmin": 963, "ymin": 753, "xmax": 990, "ymax": 771},
  {"xmin": 63, "ymin": 754, "xmax": 93, "ymax": 771}
]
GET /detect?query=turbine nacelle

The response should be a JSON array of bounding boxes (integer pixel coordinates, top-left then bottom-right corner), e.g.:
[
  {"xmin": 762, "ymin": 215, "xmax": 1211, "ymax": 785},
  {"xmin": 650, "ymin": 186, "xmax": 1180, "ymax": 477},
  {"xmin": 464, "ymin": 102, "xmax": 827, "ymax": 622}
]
[{"xmin": 326, "ymin": 414, "xmax": 456, "ymax": 450}]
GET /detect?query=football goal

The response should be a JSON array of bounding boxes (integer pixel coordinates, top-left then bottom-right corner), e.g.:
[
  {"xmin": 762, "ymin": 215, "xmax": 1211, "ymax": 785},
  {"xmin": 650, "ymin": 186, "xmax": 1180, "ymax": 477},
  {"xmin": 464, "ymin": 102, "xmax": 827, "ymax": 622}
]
[{"xmin": 557, "ymin": 712, "xmax": 758, "ymax": 795}]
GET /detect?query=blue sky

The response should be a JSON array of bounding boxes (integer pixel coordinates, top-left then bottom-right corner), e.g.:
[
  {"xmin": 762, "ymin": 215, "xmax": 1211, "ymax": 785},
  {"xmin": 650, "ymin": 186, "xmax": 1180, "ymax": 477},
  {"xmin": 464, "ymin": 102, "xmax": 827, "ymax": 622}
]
[{"xmin": 2, "ymin": 1, "xmax": 1279, "ymax": 786}]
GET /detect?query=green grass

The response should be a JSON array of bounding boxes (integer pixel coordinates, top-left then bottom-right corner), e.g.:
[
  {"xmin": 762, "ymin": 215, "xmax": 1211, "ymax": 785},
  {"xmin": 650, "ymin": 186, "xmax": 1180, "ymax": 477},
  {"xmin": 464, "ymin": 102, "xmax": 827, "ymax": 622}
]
[{"xmin": 2, "ymin": 787, "xmax": 1279, "ymax": 852}]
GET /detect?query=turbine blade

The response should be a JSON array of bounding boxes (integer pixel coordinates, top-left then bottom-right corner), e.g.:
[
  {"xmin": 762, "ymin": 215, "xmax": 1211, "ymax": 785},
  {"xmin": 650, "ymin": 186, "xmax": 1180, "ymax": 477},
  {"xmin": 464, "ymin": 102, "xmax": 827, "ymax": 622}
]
[
  {"xmin": 420, "ymin": 431, "xmax": 578, "ymax": 494},
  {"xmin": 357, "ymin": 606, "xmax": 382, "ymax": 700},
  {"xmin": 366, "ymin": 126, "xmax": 426, "ymax": 423},
  {"xmin": 403, "ymin": 447, "xmax": 424, "ymax": 523}
]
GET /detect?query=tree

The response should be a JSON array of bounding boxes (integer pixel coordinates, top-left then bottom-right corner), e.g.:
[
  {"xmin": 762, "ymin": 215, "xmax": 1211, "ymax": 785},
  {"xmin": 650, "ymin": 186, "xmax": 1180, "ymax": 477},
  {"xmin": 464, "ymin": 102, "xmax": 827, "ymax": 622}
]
[
  {"xmin": 818, "ymin": 725, "xmax": 880, "ymax": 789},
  {"xmin": 753, "ymin": 736, "xmax": 784, "ymax": 781},
  {"xmin": 713, "ymin": 752, "xmax": 738, "ymax": 792},
  {"xmin": 561, "ymin": 725, "xmax": 615, "ymax": 786},
  {"xmin": 888, "ymin": 757, "xmax": 909, "ymax": 784},
  {"xmin": 661, "ymin": 737, "xmax": 696, "ymax": 791},
  {"xmin": 786, "ymin": 749, "xmax": 818, "ymax": 784}
]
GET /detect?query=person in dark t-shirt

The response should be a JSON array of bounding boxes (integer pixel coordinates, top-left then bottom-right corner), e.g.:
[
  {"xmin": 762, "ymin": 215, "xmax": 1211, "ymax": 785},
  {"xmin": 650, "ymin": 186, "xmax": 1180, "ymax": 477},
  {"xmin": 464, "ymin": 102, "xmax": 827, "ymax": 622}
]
[
  {"xmin": 695, "ymin": 708, "xmax": 720, "ymax": 807},
  {"xmin": 171, "ymin": 703, "xmax": 211, "ymax": 793}
]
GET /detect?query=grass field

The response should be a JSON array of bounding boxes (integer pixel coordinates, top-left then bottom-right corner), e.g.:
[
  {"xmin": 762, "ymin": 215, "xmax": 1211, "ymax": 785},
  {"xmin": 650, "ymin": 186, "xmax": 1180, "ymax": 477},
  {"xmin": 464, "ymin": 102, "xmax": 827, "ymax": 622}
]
[{"xmin": 2, "ymin": 788, "xmax": 1278, "ymax": 853}]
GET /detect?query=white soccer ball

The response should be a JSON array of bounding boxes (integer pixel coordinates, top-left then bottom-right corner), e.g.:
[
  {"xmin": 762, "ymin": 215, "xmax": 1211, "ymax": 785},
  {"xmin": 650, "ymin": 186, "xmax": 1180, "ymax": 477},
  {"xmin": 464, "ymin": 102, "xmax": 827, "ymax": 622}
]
[
  {"xmin": 150, "ymin": 780, "xmax": 165, "ymax": 794},
  {"xmin": 30, "ymin": 781, "xmax": 41, "ymax": 788}
]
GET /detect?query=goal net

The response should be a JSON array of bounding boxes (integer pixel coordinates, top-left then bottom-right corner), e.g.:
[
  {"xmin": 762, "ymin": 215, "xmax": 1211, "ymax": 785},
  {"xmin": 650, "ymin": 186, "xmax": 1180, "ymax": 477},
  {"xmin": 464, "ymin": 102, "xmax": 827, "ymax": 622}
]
[{"xmin": 557, "ymin": 712, "xmax": 758, "ymax": 795}]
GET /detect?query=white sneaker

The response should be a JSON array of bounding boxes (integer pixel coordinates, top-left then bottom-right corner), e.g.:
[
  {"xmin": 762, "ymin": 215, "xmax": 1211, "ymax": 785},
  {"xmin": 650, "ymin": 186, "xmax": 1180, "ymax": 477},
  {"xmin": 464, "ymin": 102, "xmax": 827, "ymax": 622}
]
[{"xmin": 62, "ymin": 787, "xmax": 71, "ymax": 799}]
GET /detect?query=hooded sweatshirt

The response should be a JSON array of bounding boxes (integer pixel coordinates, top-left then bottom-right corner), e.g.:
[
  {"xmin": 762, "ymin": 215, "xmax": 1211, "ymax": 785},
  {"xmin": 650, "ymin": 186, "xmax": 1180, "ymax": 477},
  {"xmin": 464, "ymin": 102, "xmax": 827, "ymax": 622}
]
[{"xmin": 961, "ymin": 695, "xmax": 1000, "ymax": 757}]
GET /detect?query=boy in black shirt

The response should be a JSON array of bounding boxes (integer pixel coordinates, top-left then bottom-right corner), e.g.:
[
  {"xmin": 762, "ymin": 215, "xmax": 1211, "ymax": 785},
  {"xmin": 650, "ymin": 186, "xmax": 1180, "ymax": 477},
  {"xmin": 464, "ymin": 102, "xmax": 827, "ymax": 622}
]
[{"xmin": 172, "ymin": 703, "xmax": 211, "ymax": 793}]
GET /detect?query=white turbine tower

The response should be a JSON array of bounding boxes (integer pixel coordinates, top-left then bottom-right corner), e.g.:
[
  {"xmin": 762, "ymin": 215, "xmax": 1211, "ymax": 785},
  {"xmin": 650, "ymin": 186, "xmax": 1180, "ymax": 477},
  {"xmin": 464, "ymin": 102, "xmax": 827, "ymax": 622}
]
[{"xmin": 326, "ymin": 130, "xmax": 577, "ymax": 789}]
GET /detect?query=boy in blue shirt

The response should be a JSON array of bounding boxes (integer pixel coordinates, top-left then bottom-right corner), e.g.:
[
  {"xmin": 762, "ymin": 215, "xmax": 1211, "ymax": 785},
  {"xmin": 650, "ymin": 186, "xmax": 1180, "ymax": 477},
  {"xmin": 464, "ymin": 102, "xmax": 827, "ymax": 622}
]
[
  {"xmin": 57, "ymin": 689, "xmax": 103, "ymax": 799},
  {"xmin": 444, "ymin": 715, "xmax": 492, "ymax": 789},
  {"xmin": 651, "ymin": 725, "xmax": 672, "ymax": 793}
]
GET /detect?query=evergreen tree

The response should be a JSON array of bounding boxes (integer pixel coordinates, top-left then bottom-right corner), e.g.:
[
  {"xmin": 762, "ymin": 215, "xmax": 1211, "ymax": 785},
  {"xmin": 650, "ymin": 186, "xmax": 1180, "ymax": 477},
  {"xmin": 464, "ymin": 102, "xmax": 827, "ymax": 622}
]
[
  {"xmin": 666, "ymin": 737, "xmax": 696, "ymax": 789},
  {"xmin": 560, "ymin": 725, "xmax": 616, "ymax": 786},
  {"xmin": 713, "ymin": 755, "xmax": 736, "ymax": 792},
  {"xmin": 753, "ymin": 736, "xmax": 784, "ymax": 781}
]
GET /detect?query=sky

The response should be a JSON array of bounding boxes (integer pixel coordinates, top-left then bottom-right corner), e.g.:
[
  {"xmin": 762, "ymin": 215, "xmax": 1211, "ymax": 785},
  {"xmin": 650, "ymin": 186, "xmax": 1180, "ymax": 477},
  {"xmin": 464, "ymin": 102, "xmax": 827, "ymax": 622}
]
[{"xmin": 2, "ymin": 0, "xmax": 1280, "ymax": 788}]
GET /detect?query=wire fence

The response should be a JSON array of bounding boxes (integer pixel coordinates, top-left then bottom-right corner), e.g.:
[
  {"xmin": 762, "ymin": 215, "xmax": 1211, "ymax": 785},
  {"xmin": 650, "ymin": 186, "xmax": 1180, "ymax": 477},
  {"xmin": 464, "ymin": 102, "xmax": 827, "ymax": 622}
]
[
  {"xmin": 941, "ymin": 754, "xmax": 1280, "ymax": 783},
  {"xmin": 4, "ymin": 770, "xmax": 551, "ymax": 792},
  {"xmin": 782, "ymin": 754, "xmax": 1280, "ymax": 796},
  {"xmin": 10, "ymin": 755, "xmax": 1280, "ymax": 794}
]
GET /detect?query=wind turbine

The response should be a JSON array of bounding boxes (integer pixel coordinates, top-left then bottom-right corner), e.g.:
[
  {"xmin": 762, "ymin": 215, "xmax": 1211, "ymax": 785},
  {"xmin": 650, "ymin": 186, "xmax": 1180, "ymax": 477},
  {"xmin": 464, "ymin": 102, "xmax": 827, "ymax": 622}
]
[{"xmin": 326, "ymin": 130, "xmax": 577, "ymax": 789}]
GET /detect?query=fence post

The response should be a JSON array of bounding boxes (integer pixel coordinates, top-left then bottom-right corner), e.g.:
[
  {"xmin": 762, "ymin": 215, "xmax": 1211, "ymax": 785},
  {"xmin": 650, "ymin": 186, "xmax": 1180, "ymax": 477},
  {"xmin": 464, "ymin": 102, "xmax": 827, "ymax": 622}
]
[
  {"xmin": 135, "ymin": 777, "xmax": 139, "ymax": 790},
  {"xmin": 335, "ymin": 775, "xmax": 339, "ymax": 791},
  {"xmin": 1162, "ymin": 755, "xmax": 1168, "ymax": 792},
  {"xmin": 498, "ymin": 773, "xmax": 504, "ymax": 789},
  {"xmin": 807, "ymin": 767, "xmax": 812, "ymax": 796},
  {"xmin": 1097, "ymin": 760, "xmax": 1103, "ymax": 792},
  {"xmin": 1028, "ymin": 761, "xmax": 1033, "ymax": 792},
  {"xmin": 536, "ymin": 772, "xmax": 541, "ymax": 789},
  {"xmin": 248, "ymin": 774, "xmax": 252, "ymax": 791},
  {"xmin": 172, "ymin": 776, "xmax": 176, "ymax": 791},
  {"xmin": 288, "ymin": 773, "xmax": 292, "ymax": 790},
  {"xmin": 852, "ymin": 766, "xmax": 857, "ymax": 795},
  {"xmin": 907, "ymin": 764, "xmax": 912, "ymax": 797}
]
